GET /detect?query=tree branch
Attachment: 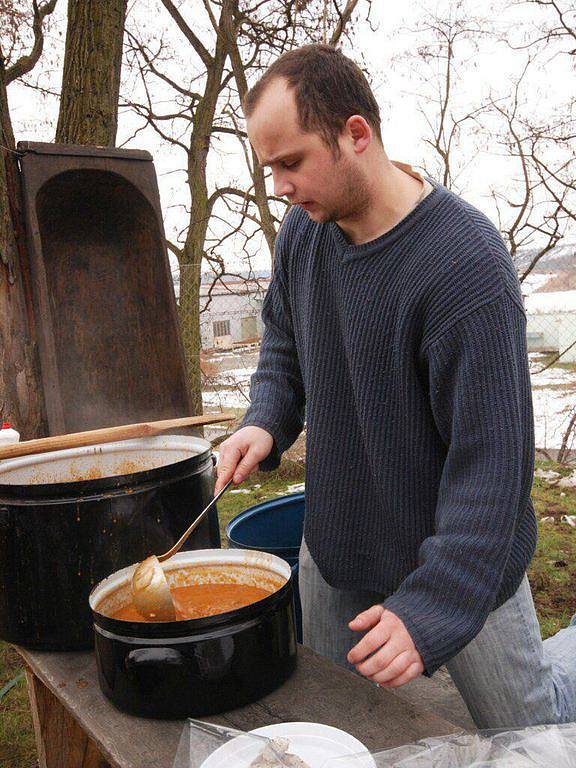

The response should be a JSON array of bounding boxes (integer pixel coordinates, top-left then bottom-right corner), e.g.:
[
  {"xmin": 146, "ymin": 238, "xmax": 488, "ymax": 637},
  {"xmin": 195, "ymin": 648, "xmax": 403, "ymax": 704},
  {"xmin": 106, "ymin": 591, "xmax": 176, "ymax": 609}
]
[
  {"xmin": 5, "ymin": 0, "xmax": 58, "ymax": 84},
  {"xmin": 160, "ymin": 0, "xmax": 213, "ymax": 68}
]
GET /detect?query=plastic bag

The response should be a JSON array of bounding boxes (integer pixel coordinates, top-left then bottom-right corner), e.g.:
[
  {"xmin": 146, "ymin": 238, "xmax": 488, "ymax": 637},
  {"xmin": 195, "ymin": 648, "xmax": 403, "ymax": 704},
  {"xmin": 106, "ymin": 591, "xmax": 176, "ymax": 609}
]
[
  {"xmin": 173, "ymin": 720, "xmax": 576, "ymax": 768},
  {"xmin": 324, "ymin": 724, "xmax": 576, "ymax": 767}
]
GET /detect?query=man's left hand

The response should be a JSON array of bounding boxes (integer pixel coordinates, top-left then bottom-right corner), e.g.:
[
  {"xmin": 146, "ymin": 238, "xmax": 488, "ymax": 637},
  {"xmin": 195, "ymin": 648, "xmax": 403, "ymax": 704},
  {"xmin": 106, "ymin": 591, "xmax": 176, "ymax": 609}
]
[{"xmin": 347, "ymin": 606, "xmax": 424, "ymax": 687}]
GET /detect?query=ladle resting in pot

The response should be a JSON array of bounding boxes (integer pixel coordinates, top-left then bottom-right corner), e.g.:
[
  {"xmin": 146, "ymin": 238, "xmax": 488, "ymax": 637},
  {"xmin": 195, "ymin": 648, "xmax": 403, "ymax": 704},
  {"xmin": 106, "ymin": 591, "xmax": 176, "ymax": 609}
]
[{"xmin": 131, "ymin": 479, "xmax": 233, "ymax": 620}]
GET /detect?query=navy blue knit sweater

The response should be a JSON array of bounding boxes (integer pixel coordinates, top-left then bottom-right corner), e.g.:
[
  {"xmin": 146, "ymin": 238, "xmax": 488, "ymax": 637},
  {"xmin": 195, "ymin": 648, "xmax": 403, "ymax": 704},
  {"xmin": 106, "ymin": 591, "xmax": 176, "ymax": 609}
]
[{"xmin": 242, "ymin": 181, "xmax": 537, "ymax": 675}]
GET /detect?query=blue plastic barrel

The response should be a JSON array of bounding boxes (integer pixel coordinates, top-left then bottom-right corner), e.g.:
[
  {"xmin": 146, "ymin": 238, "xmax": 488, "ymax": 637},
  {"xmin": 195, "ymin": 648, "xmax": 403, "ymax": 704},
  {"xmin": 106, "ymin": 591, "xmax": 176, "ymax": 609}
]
[{"xmin": 226, "ymin": 493, "xmax": 305, "ymax": 642}]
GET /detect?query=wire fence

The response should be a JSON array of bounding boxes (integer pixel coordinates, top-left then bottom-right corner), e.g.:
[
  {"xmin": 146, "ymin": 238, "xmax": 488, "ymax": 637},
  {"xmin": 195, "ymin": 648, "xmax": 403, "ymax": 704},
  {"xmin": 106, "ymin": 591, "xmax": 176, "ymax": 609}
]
[{"xmin": 175, "ymin": 253, "xmax": 576, "ymax": 461}]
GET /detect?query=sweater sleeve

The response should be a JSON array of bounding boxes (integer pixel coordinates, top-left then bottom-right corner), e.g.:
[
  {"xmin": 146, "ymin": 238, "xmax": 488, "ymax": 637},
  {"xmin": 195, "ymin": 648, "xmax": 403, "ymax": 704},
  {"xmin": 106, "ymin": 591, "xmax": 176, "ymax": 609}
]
[
  {"xmin": 241, "ymin": 217, "xmax": 305, "ymax": 471},
  {"xmin": 382, "ymin": 290, "xmax": 534, "ymax": 675}
]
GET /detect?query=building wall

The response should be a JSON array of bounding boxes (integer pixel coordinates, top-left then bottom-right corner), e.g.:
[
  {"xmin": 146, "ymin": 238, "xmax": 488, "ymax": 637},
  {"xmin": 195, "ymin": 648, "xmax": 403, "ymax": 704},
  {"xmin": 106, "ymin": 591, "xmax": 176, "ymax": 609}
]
[
  {"xmin": 526, "ymin": 313, "xmax": 560, "ymax": 352},
  {"xmin": 559, "ymin": 318, "xmax": 576, "ymax": 363},
  {"xmin": 526, "ymin": 312, "xmax": 576, "ymax": 362},
  {"xmin": 200, "ymin": 291, "xmax": 265, "ymax": 349}
]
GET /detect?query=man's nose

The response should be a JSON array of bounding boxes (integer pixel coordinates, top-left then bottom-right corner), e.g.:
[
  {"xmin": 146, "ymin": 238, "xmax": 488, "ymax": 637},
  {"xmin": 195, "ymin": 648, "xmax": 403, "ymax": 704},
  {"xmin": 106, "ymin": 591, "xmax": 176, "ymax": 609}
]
[{"xmin": 273, "ymin": 172, "xmax": 295, "ymax": 199}]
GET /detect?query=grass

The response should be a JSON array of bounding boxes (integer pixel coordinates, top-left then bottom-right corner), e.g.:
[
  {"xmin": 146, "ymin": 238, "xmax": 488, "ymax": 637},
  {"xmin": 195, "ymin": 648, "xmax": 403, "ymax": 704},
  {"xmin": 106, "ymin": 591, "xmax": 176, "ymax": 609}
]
[
  {"xmin": 529, "ymin": 461, "xmax": 576, "ymax": 639},
  {"xmin": 1, "ymin": 458, "xmax": 575, "ymax": 765},
  {"xmin": 0, "ymin": 646, "xmax": 36, "ymax": 768}
]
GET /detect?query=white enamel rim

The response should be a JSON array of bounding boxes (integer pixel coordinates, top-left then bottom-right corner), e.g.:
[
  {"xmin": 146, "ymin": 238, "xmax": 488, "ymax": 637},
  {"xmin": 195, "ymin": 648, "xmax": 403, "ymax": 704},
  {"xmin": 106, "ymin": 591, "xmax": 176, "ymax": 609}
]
[
  {"xmin": 198, "ymin": 721, "xmax": 375, "ymax": 768},
  {"xmin": 0, "ymin": 435, "xmax": 211, "ymax": 484},
  {"xmin": 89, "ymin": 547, "xmax": 292, "ymax": 615},
  {"xmin": 0, "ymin": 435, "xmax": 211, "ymax": 473}
]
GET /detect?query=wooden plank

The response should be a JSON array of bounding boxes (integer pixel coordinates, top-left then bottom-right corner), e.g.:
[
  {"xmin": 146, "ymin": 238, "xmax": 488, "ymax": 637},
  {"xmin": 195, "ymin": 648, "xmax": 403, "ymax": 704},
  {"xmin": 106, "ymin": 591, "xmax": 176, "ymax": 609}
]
[
  {"xmin": 18, "ymin": 142, "xmax": 151, "ymax": 161},
  {"xmin": 0, "ymin": 412, "xmax": 234, "ymax": 461},
  {"xmin": 18, "ymin": 646, "xmax": 461, "ymax": 768},
  {"xmin": 392, "ymin": 668, "xmax": 475, "ymax": 731},
  {"xmin": 25, "ymin": 667, "xmax": 111, "ymax": 768}
]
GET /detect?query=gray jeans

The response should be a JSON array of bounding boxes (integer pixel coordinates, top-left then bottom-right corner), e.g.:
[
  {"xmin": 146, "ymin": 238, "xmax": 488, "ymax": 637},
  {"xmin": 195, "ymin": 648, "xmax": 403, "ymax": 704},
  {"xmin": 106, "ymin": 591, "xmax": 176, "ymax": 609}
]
[{"xmin": 299, "ymin": 538, "xmax": 576, "ymax": 729}]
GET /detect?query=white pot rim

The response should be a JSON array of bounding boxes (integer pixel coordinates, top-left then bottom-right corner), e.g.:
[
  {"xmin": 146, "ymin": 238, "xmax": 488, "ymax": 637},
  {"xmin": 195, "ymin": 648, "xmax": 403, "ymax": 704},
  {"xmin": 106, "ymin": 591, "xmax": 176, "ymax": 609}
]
[
  {"xmin": 0, "ymin": 434, "xmax": 211, "ymax": 480},
  {"xmin": 90, "ymin": 547, "xmax": 292, "ymax": 614}
]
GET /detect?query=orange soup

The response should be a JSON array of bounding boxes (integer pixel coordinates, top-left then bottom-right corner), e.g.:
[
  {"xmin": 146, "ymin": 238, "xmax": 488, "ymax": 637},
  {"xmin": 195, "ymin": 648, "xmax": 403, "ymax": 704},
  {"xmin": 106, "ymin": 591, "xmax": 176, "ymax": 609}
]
[{"xmin": 112, "ymin": 582, "xmax": 274, "ymax": 622}]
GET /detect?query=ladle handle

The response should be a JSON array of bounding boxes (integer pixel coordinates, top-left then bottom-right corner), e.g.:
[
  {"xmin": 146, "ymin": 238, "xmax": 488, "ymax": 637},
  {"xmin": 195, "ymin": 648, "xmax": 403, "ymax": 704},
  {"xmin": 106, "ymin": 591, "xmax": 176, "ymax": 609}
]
[{"xmin": 157, "ymin": 478, "xmax": 234, "ymax": 562}]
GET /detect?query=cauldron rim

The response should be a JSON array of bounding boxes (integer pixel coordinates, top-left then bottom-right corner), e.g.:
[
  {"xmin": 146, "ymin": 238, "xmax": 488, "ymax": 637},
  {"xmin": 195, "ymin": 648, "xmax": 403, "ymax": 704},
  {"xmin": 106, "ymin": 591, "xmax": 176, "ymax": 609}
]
[
  {"xmin": 0, "ymin": 435, "xmax": 212, "ymax": 500},
  {"xmin": 90, "ymin": 548, "xmax": 293, "ymax": 639}
]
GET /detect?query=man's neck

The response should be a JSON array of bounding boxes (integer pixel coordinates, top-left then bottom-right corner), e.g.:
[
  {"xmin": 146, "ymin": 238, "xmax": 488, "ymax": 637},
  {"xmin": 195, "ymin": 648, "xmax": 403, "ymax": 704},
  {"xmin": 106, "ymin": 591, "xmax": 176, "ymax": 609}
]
[{"xmin": 336, "ymin": 158, "xmax": 424, "ymax": 246}]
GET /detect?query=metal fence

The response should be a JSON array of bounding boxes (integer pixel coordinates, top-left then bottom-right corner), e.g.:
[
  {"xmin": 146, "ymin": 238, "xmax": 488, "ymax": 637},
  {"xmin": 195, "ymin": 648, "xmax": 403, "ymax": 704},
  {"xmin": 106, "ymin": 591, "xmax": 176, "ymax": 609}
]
[{"xmin": 174, "ymin": 252, "xmax": 576, "ymax": 461}]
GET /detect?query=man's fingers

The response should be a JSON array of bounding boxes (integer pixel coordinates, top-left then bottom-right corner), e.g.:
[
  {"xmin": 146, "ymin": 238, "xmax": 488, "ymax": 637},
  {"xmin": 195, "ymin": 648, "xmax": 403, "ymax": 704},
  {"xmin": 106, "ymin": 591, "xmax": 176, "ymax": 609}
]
[
  {"xmin": 370, "ymin": 650, "xmax": 414, "ymax": 685},
  {"xmin": 347, "ymin": 616, "xmax": 391, "ymax": 665},
  {"xmin": 354, "ymin": 638, "xmax": 404, "ymax": 678},
  {"xmin": 379, "ymin": 661, "xmax": 423, "ymax": 689},
  {"xmin": 233, "ymin": 447, "xmax": 262, "ymax": 484},
  {"xmin": 349, "ymin": 604, "xmax": 385, "ymax": 631},
  {"xmin": 215, "ymin": 445, "xmax": 242, "ymax": 493}
]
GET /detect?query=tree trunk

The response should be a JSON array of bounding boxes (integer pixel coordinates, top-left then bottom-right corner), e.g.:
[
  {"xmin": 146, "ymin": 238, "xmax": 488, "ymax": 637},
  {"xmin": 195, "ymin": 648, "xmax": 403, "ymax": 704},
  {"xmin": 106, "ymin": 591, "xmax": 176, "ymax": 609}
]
[
  {"xmin": 179, "ymin": 263, "xmax": 203, "ymax": 416},
  {"xmin": 177, "ymin": 2, "xmax": 231, "ymax": 415},
  {"xmin": 224, "ymin": 4, "xmax": 278, "ymax": 260},
  {"xmin": 0, "ymin": 55, "xmax": 47, "ymax": 438},
  {"xmin": 55, "ymin": 0, "xmax": 127, "ymax": 145}
]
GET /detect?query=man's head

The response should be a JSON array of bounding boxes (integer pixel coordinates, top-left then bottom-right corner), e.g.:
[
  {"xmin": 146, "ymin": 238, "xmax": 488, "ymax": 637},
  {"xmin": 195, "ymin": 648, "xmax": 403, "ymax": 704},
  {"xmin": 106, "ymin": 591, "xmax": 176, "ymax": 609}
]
[{"xmin": 243, "ymin": 44, "xmax": 384, "ymax": 224}]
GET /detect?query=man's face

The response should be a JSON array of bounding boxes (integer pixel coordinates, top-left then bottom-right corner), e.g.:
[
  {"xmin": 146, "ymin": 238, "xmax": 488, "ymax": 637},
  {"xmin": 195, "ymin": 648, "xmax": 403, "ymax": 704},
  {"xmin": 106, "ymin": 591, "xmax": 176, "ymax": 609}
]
[{"xmin": 246, "ymin": 78, "xmax": 370, "ymax": 224}]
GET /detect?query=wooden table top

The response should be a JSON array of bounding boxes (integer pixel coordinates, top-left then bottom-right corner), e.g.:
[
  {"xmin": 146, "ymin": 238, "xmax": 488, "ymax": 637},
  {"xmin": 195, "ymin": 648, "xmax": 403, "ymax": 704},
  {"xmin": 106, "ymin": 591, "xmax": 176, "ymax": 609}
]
[{"xmin": 18, "ymin": 644, "xmax": 461, "ymax": 768}]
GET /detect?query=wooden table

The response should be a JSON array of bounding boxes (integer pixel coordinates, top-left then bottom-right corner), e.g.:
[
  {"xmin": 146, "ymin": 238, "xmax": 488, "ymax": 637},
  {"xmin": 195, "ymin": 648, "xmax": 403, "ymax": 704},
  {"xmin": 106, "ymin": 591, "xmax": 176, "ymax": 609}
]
[{"xmin": 18, "ymin": 644, "xmax": 462, "ymax": 768}]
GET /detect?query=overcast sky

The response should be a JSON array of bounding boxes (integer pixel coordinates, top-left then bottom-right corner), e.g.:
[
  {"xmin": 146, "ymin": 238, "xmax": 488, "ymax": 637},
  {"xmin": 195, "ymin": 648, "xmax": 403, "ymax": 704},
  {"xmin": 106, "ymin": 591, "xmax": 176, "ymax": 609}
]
[{"xmin": 8, "ymin": 0, "xmax": 574, "ymax": 272}]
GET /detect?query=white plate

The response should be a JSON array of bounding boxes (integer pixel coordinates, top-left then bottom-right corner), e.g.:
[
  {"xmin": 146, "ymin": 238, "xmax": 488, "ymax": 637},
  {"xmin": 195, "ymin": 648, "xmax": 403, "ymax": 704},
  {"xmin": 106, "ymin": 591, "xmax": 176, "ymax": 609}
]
[{"xmin": 198, "ymin": 721, "xmax": 376, "ymax": 768}]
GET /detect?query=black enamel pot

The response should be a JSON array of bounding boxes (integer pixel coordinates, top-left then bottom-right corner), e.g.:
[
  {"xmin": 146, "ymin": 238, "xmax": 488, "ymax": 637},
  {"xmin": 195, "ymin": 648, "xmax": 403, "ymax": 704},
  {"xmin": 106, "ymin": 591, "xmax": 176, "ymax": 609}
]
[
  {"xmin": 89, "ymin": 548, "xmax": 298, "ymax": 719},
  {"xmin": 0, "ymin": 436, "xmax": 220, "ymax": 650}
]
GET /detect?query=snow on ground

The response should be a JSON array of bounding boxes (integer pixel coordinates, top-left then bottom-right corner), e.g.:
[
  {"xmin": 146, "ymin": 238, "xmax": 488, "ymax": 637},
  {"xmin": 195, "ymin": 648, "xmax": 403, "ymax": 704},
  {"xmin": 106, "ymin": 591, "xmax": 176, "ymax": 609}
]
[
  {"xmin": 203, "ymin": 389, "xmax": 251, "ymax": 409},
  {"xmin": 202, "ymin": 357, "xmax": 576, "ymax": 450},
  {"xmin": 532, "ymin": 386, "xmax": 576, "ymax": 452},
  {"xmin": 525, "ymin": 290, "xmax": 576, "ymax": 314},
  {"xmin": 202, "ymin": 366, "xmax": 255, "ymax": 409}
]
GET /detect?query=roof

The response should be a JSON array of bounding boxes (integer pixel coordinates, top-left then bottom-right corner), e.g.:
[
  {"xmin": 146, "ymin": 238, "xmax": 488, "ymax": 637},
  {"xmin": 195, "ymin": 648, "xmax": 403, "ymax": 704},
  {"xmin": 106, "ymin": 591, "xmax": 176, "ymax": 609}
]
[{"xmin": 199, "ymin": 278, "xmax": 271, "ymax": 298}]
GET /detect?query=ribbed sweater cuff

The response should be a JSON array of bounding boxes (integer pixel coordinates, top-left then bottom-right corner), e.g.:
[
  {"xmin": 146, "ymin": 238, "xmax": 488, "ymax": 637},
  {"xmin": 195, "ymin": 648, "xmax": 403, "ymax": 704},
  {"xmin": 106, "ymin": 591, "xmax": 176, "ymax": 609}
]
[
  {"xmin": 382, "ymin": 590, "xmax": 486, "ymax": 676},
  {"xmin": 241, "ymin": 404, "xmax": 300, "ymax": 471}
]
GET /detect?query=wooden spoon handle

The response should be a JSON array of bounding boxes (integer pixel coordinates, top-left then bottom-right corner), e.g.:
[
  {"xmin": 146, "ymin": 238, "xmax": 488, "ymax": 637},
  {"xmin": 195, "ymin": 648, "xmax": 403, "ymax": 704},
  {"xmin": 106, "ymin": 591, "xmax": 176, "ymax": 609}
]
[{"xmin": 0, "ymin": 413, "xmax": 236, "ymax": 461}]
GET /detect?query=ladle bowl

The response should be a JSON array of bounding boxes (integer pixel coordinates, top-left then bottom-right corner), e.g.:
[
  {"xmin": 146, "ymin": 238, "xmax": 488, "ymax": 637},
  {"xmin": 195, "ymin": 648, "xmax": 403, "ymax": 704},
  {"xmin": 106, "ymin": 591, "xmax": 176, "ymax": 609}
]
[{"xmin": 131, "ymin": 479, "xmax": 233, "ymax": 620}]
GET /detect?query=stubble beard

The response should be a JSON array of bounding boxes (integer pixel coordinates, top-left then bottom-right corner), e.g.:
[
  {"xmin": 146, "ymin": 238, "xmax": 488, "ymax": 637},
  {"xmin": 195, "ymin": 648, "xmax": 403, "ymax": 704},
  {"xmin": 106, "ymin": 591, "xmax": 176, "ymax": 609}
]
[{"xmin": 317, "ymin": 158, "xmax": 372, "ymax": 224}]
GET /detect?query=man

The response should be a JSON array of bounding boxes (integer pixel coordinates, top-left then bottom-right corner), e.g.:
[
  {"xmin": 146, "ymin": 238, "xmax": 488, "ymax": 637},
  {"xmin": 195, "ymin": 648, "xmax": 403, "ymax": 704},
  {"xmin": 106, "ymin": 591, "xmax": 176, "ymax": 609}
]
[{"xmin": 215, "ymin": 44, "xmax": 576, "ymax": 728}]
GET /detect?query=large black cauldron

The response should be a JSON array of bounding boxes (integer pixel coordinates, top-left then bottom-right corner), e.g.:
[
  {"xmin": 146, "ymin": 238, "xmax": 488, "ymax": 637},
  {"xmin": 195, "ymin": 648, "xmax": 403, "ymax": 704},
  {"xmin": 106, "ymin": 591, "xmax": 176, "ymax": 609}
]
[
  {"xmin": 90, "ymin": 549, "xmax": 297, "ymax": 718},
  {"xmin": 0, "ymin": 436, "xmax": 220, "ymax": 650}
]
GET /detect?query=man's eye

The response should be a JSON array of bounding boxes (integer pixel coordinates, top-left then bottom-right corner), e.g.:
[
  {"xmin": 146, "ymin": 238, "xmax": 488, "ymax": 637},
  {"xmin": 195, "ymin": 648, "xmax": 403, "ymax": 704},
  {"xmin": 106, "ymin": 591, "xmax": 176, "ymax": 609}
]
[{"xmin": 284, "ymin": 160, "xmax": 299, "ymax": 169}]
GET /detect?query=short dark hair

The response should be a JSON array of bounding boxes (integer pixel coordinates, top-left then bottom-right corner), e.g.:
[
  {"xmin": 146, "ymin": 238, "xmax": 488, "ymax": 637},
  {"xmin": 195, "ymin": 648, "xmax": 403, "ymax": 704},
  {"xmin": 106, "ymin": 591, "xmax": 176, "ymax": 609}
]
[{"xmin": 243, "ymin": 44, "xmax": 382, "ymax": 156}]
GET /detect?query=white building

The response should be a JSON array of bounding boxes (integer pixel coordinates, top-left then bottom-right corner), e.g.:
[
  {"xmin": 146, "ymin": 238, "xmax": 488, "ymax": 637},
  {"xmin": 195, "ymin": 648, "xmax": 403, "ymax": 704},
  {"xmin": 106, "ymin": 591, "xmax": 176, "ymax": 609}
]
[
  {"xmin": 199, "ymin": 277, "xmax": 271, "ymax": 350},
  {"xmin": 524, "ymin": 290, "xmax": 576, "ymax": 363}
]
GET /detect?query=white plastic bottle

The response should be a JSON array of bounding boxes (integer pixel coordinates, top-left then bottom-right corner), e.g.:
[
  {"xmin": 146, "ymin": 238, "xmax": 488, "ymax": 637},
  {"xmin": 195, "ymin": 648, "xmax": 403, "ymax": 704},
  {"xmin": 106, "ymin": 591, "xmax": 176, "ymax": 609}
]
[{"xmin": 0, "ymin": 422, "xmax": 20, "ymax": 445}]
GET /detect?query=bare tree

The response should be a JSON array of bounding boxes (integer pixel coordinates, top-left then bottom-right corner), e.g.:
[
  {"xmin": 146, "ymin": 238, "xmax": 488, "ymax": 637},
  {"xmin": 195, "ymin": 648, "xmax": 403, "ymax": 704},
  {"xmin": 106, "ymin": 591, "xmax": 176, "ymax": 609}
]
[
  {"xmin": 395, "ymin": 2, "xmax": 574, "ymax": 280},
  {"xmin": 124, "ymin": 0, "xmax": 365, "ymax": 413},
  {"xmin": 509, "ymin": 0, "xmax": 575, "ymax": 58},
  {"xmin": 0, "ymin": 0, "xmax": 57, "ymax": 438},
  {"xmin": 486, "ymin": 58, "xmax": 571, "ymax": 279},
  {"xmin": 503, "ymin": 0, "xmax": 576, "ymax": 453},
  {"xmin": 394, "ymin": 3, "xmax": 493, "ymax": 191}
]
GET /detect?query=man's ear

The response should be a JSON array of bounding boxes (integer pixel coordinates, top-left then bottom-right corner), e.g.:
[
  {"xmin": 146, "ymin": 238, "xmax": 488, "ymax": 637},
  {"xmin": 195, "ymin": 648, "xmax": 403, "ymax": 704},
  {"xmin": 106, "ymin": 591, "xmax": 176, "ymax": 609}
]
[{"xmin": 345, "ymin": 115, "xmax": 372, "ymax": 155}]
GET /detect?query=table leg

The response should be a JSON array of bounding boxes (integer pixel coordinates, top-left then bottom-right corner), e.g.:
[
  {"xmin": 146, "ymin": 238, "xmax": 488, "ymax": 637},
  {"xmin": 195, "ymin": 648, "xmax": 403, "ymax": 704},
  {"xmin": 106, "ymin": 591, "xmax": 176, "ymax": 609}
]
[{"xmin": 25, "ymin": 668, "xmax": 111, "ymax": 768}]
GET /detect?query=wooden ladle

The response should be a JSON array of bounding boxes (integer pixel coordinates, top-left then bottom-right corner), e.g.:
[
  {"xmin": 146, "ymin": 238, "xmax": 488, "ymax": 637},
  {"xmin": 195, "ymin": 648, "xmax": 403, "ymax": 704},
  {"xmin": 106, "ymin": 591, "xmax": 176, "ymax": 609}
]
[
  {"xmin": 0, "ymin": 413, "xmax": 236, "ymax": 461},
  {"xmin": 131, "ymin": 478, "xmax": 234, "ymax": 621}
]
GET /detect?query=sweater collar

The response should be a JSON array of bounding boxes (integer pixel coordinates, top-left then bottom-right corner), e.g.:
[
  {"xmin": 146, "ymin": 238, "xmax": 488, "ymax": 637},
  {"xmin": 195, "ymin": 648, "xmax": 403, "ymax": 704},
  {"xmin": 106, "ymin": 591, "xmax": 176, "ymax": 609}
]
[{"xmin": 328, "ymin": 162, "xmax": 447, "ymax": 261}]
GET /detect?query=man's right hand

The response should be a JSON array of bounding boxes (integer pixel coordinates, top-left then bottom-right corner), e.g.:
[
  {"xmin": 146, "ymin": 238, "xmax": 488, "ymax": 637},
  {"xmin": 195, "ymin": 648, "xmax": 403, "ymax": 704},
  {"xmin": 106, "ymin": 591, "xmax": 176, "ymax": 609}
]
[{"xmin": 215, "ymin": 426, "xmax": 274, "ymax": 494}]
